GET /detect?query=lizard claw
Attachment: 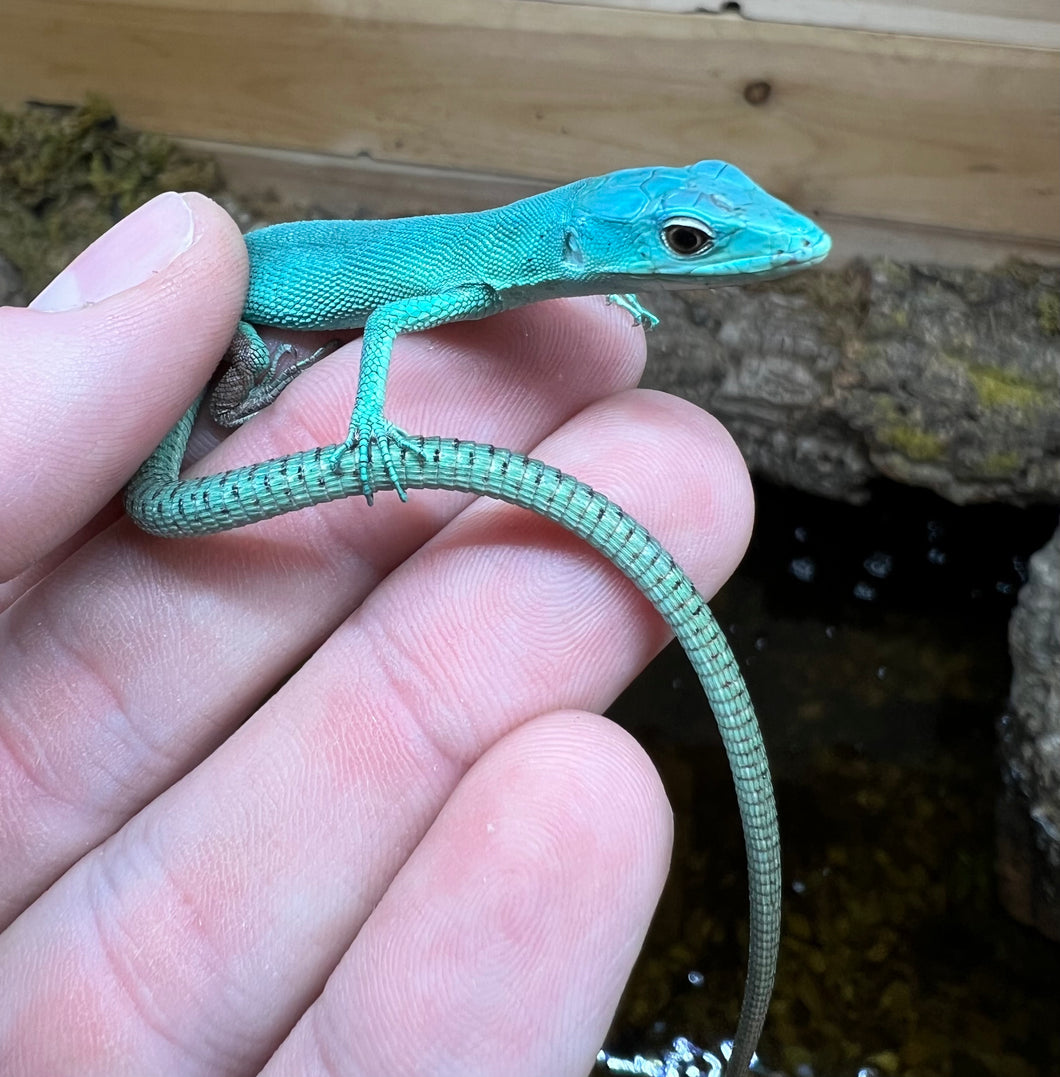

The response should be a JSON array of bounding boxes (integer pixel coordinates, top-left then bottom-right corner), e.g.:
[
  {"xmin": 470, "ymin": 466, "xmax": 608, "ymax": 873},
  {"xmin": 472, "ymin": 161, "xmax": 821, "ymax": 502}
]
[
  {"xmin": 328, "ymin": 416, "xmax": 422, "ymax": 505},
  {"xmin": 212, "ymin": 330, "xmax": 343, "ymax": 427},
  {"xmin": 607, "ymin": 292, "xmax": 659, "ymax": 330}
]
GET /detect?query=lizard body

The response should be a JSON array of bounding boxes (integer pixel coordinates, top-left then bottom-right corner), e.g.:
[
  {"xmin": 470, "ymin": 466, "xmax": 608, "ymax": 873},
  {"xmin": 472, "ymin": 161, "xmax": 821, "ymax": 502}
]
[
  {"xmin": 213, "ymin": 161, "xmax": 828, "ymax": 503},
  {"xmin": 125, "ymin": 161, "xmax": 831, "ymax": 1074}
]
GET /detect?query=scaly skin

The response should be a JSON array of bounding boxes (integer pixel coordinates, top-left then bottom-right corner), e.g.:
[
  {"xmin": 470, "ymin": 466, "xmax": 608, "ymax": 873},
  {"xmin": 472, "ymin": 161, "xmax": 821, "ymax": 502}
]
[
  {"xmin": 126, "ymin": 398, "xmax": 778, "ymax": 1074},
  {"xmin": 126, "ymin": 161, "xmax": 832, "ymax": 1073},
  {"xmin": 211, "ymin": 161, "xmax": 830, "ymax": 504}
]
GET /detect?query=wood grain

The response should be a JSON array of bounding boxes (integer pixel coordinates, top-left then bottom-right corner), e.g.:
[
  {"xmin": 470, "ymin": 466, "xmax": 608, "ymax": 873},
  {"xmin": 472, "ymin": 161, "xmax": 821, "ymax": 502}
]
[
  {"xmin": 540, "ymin": 0, "xmax": 1060, "ymax": 48},
  {"xmin": 3, "ymin": 0, "xmax": 1057, "ymax": 245}
]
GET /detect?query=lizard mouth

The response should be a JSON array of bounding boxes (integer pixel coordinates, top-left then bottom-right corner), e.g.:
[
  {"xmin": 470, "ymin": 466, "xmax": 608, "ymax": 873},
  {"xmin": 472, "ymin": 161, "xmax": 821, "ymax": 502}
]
[{"xmin": 723, "ymin": 228, "xmax": 832, "ymax": 277}]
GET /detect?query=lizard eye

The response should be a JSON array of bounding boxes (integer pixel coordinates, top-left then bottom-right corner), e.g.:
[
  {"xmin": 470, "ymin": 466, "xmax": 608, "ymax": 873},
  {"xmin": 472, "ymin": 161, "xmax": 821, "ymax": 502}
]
[{"xmin": 662, "ymin": 218, "xmax": 714, "ymax": 257}]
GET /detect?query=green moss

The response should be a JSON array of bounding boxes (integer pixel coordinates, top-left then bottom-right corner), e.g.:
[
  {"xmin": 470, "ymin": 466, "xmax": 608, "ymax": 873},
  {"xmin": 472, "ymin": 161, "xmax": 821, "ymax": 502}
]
[
  {"xmin": 1037, "ymin": 291, "xmax": 1060, "ymax": 335},
  {"xmin": 965, "ymin": 364, "xmax": 1042, "ymax": 411},
  {"xmin": 0, "ymin": 96, "xmax": 221, "ymax": 297},
  {"xmin": 877, "ymin": 423, "xmax": 946, "ymax": 462},
  {"xmin": 979, "ymin": 451, "xmax": 1021, "ymax": 477}
]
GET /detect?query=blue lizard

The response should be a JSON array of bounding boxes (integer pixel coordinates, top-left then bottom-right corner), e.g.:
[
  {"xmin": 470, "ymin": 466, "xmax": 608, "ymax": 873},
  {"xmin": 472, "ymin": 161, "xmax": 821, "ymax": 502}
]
[
  {"xmin": 210, "ymin": 160, "xmax": 829, "ymax": 503},
  {"xmin": 126, "ymin": 161, "xmax": 831, "ymax": 1074}
]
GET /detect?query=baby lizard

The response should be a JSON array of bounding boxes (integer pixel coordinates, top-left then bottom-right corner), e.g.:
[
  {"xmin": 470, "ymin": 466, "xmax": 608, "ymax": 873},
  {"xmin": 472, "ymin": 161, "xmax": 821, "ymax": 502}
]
[{"xmin": 125, "ymin": 160, "xmax": 831, "ymax": 1074}]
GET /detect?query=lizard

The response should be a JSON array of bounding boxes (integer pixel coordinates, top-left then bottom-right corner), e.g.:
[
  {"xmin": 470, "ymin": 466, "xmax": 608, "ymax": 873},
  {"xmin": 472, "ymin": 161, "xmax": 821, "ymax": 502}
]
[{"xmin": 124, "ymin": 160, "xmax": 832, "ymax": 1075}]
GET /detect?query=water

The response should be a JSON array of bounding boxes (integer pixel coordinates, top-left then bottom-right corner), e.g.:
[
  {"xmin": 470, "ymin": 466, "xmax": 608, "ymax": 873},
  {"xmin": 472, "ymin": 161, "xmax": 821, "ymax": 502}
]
[{"xmin": 604, "ymin": 480, "xmax": 1060, "ymax": 1077}]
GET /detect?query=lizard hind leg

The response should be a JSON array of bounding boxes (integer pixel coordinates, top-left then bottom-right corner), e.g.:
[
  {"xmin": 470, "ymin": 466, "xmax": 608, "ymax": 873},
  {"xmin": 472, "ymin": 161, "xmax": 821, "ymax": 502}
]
[{"xmin": 210, "ymin": 321, "xmax": 341, "ymax": 427}]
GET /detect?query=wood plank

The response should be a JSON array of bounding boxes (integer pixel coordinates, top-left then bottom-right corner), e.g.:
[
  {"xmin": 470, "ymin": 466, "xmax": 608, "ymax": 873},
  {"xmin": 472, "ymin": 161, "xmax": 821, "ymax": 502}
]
[
  {"xmin": 2, "ymin": 0, "xmax": 1056, "ymax": 245},
  {"xmin": 206, "ymin": 142, "xmax": 1060, "ymax": 267},
  {"xmin": 537, "ymin": 0, "xmax": 1060, "ymax": 48}
]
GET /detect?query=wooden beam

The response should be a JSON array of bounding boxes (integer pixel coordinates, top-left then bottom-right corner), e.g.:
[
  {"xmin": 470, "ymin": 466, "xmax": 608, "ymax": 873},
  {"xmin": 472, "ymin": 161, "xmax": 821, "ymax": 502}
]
[
  {"xmin": 200, "ymin": 143, "xmax": 1060, "ymax": 268},
  {"xmin": 3, "ymin": 0, "xmax": 1056, "ymax": 246},
  {"xmin": 539, "ymin": 0, "xmax": 1060, "ymax": 48}
]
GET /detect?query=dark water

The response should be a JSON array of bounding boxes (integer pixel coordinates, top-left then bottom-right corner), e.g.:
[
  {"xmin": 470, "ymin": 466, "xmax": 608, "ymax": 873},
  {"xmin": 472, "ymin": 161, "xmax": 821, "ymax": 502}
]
[{"xmin": 603, "ymin": 480, "xmax": 1060, "ymax": 1077}]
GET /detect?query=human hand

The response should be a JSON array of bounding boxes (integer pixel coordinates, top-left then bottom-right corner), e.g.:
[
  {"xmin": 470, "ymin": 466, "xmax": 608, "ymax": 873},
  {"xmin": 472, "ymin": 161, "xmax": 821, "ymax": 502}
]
[{"xmin": 0, "ymin": 192, "xmax": 753, "ymax": 1075}]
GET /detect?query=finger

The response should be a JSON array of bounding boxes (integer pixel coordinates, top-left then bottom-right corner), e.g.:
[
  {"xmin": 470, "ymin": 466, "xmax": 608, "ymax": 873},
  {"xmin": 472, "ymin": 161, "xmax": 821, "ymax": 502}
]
[
  {"xmin": 0, "ymin": 297, "xmax": 646, "ymax": 923},
  {"xmin": 265, "ymin": 712, "xmax": 672, "ymax": 1077},
  {"xmin": 0, "ymin": 389, "xmax": 751, "ymax": 1075},
  {"xmin": 0, "ymin": 193, "xmax": 246, "ymax": 580}
]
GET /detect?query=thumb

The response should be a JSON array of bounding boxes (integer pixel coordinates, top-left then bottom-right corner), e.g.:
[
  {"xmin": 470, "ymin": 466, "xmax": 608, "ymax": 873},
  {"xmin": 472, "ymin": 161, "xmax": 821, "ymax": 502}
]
[{"xmin": 0, "ymin": 192, "xmax": 246, "ymax": 579}]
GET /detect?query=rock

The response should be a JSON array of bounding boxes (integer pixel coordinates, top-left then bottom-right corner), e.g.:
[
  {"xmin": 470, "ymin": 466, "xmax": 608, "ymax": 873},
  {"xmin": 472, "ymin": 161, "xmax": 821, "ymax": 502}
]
[
  {"xmin": 644, "ymin": 257, "xmax": 1060, "ymax": 943},
  {"xmin": 999, "ymin": 522, "xmax": 1060, "ymax": 940},
  {"xmin": 643, "ymin": 260, "xmax": 1060, "ymax": 506}
]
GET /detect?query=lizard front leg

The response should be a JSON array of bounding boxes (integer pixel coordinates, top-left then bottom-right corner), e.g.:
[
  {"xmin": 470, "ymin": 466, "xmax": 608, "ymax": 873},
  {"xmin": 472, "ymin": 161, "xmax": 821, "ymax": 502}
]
[
  {"xmin": 331, "ymin": 284, "xmax": 501, "ymax": 504},
  {"xmin": 607, "ymin": 293, "xmax": 659, "ymax": 330}
]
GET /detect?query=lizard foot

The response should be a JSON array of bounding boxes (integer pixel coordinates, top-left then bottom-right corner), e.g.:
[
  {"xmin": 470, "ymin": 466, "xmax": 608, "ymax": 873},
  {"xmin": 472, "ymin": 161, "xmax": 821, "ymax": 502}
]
[
  {"xmin": 212, "ymin": 334, "xmax": 342, "ymax": 427},
  {"xmin": 327, "ymin": 416, "xmax": 423, "ymax": 505},
  {"xmin": 607, "ymin": 293, "xmax": 659, "ymax": 330}
]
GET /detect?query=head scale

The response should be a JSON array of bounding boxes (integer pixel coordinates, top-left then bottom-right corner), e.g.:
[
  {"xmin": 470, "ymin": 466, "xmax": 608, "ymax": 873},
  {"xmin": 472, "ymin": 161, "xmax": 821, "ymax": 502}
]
[{"xmin": 564, "ymin": 160, "xmax": 830, "ymax": 286}]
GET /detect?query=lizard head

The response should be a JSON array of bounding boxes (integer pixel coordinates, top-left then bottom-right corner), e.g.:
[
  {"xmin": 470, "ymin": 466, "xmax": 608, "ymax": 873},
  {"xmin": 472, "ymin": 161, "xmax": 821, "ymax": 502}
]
[{"xmin": 563, "ymin": 160, "xmax": 831, "ymax": 287}]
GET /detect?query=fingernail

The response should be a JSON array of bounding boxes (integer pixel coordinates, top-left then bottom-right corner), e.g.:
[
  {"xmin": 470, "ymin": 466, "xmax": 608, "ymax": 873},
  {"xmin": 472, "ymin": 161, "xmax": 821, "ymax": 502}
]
[{"xmin": 30, "ymin": 192, "xmax": 196, "ymax": 312}]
